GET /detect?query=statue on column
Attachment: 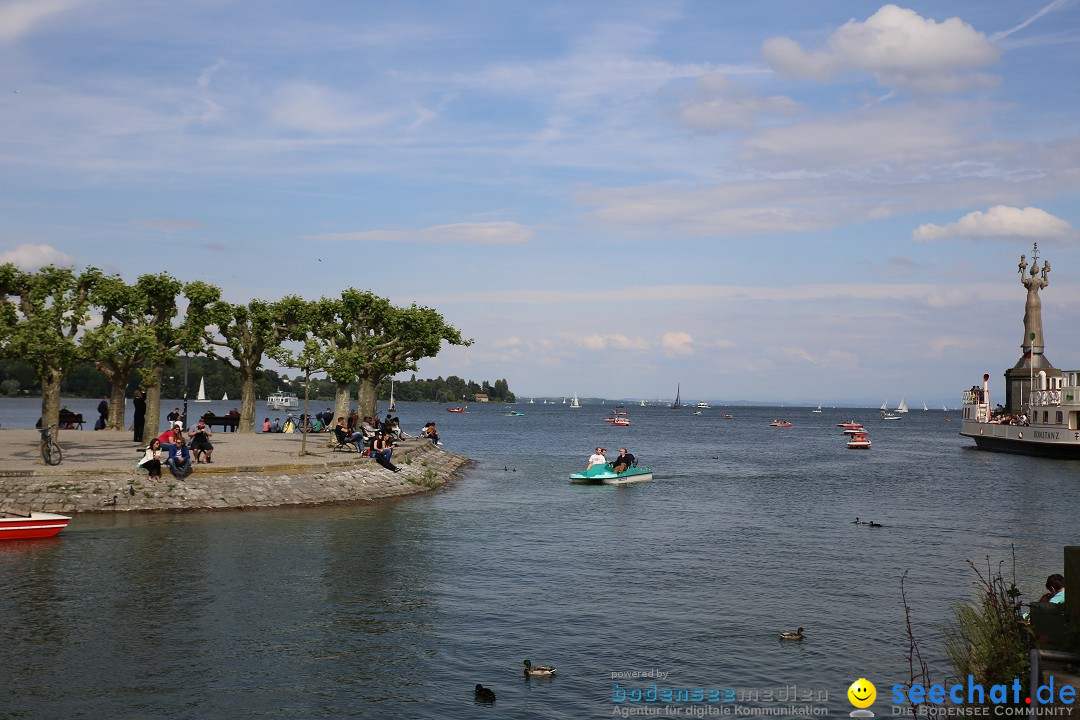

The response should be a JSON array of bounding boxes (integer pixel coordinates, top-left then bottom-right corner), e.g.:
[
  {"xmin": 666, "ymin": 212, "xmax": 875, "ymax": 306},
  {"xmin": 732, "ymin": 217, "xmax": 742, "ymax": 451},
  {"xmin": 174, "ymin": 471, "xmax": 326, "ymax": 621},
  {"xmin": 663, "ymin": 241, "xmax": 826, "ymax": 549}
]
[{"xmin": 1019, "ymin": 243, "xmax": 1050, "ymax": 352}]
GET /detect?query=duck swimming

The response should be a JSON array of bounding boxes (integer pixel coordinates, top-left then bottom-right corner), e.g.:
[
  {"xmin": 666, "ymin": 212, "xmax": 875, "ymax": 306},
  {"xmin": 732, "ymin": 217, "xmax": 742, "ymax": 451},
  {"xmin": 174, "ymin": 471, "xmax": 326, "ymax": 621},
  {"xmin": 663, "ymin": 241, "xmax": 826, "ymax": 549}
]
[
  {"xmin": 868, "ymin": 521, "xmax": 882, "ymax": 528},
  {"xmin": 779, "ymin": 627, "xmax": 805, "ymax": 641},
  {"xmin": 474, "ymin": 684, "xmax": 496, "ymax": 702},
  {"xmin": 523, "ymin": 659, "xmax": 556, "ymax": 677}
]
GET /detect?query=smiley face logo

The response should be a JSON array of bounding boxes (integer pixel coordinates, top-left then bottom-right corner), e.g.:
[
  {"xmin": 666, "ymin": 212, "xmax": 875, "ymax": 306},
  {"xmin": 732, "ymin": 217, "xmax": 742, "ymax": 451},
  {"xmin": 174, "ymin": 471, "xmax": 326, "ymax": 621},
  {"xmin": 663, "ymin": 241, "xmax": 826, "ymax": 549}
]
[{"xmin": 847, "ymin": 678, "xmax": 876, "ymax": 709}]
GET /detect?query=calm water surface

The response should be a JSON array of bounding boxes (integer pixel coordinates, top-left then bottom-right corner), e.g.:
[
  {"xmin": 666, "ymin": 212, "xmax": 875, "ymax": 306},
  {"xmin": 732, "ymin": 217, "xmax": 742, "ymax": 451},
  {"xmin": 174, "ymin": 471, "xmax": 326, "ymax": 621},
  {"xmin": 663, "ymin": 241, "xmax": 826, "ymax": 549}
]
[{"xmin": 1, "ymin": 400, "xmax": 1077, "ymax": 718}]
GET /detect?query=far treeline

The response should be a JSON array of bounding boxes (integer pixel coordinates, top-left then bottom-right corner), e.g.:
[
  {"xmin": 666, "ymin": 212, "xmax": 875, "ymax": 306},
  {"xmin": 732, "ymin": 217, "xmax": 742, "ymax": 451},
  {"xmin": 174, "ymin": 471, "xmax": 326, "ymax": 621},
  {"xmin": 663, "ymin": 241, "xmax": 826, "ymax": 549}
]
[
  {"xmin": 0, "ymin": 264, "xmax": 484, "ymax": 436},
  {"xmin": 0, "ymin": 357, "xmax": 514, "ymax": 407}
]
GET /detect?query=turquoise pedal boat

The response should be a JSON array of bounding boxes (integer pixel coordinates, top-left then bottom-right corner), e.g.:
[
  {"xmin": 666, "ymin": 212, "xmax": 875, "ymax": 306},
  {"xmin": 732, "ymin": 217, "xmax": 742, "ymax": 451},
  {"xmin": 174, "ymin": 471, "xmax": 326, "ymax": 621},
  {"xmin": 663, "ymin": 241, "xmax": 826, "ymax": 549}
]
[{"xmin": 569, "ymin": 463, "xmax": 654, "ymax": 486}]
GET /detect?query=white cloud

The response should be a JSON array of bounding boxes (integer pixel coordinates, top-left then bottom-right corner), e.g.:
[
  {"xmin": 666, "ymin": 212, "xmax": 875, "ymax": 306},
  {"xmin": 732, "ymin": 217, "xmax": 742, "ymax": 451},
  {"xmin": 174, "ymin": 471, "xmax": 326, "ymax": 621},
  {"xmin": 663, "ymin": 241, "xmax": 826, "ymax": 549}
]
[
  {"xmin": 571, "ymin": 333, "xmax": 650, "ymax": 352},
  {"xmin": 0, "ymin": 0, "xmax": 83, "ymax": 42},
  {"xmin": 678, "ymin": 74, "xmax": 801, "ymax": 132},
  {"xmin": 913, "ymin": 205, "xmax": 1078, "ymax": 243},
  {"xmin": 307, "ymin": 221, "xmax": 533, "ymax": 246},
  {"xmin": 268, "ymin": 82, "xmax": 392, "ymax": 134},
  {"xmin": 0, "ymin": 243, "xmax": 75, "ymax": 270},
  {"xmin": 659, "ymin": 331, "xmax": 693, "ymax": 357},
  {"xmin": 762, "ymin": 4, "xmax": 1000, "ymax": 93}
]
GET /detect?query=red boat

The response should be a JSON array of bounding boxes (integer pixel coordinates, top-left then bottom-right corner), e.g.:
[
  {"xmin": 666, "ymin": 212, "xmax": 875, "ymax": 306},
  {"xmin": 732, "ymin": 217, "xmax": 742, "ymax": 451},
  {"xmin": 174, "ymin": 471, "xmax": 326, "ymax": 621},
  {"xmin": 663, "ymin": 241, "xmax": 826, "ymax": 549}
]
[
  {"xmin": 445, "ymin": 407, "xmax": 465, "ymax": 413},
  {"xmin": 0, "ymin": 511, "xmax": 72, "ymax": 540},
  {"xmin": 769, "ymin": 420, "xmax": 793, "ymax": 428},
  {"xmin": 837, "ymin": 421, "xmax": 863, "ymax": 429}
]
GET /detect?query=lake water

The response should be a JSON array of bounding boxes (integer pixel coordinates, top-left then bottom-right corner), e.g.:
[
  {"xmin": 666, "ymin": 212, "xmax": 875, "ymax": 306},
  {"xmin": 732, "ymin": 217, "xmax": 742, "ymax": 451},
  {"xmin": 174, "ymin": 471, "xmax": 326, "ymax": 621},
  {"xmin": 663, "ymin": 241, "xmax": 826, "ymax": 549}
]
[{"xmin": 1, "ymin": 399, "xmax": 1076, "ymax": 718}]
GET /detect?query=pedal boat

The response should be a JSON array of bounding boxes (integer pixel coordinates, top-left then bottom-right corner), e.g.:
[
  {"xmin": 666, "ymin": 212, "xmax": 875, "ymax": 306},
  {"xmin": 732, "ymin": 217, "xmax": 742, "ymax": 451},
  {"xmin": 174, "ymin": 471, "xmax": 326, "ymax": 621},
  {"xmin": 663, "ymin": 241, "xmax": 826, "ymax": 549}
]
[{"xmin": 569, "ymin": 463, "xmax": 653, "ymax": 486}]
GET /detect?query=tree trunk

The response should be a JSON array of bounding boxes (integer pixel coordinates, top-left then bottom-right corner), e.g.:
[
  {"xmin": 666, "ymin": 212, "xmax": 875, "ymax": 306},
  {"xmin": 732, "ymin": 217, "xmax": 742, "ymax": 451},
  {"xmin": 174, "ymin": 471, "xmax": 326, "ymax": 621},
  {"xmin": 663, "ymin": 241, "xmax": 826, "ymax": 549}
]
[
  {"xmin": 142, "ymin": 365, "xmax": 165, "ymax": 443},
  {"xmin": 239, "ymin": 372, "xmax": 257, "ymax": 433},
  {"xmin": 39, "ymin": 369, "xmax": 62, "ymax": 441},
  {"xmin": 108, "ymin": 379, "xmax": 127, "ymax": 431},
  {"xmin": 327, "ymin": 382, "xmax": 352, "ymax": 447},
  {"xmin": 356, "ymin": 374, "xmax": 381, "ymax": 420}
]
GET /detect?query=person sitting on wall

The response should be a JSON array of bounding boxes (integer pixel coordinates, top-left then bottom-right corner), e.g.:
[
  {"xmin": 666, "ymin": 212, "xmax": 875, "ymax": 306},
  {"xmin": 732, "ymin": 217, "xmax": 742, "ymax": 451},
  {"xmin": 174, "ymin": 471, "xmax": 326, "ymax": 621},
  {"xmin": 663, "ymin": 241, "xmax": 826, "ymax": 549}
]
[
  {"xmin": 165, "ymin": 435, "xmax": 193, "ymax": 478},
  {"xmin": 371, "ymin": 431, "xmax": 400, "ymax": 472},
  {"xmin": 158, "ymin": 421, "xmax": 184, "ymax": 446},
  {"xmin": 271, "ymin": 417, "xmax": 282, "ymax": 433},
  {"xmin": 420, "ymin": 422, "xmax": 440, "ymax": 446},
  {"xmin": 167, "ymin": 407, "xmax": 181, "ymax": 424},
  {"xmin": 262, "ymin": 417, "xmax": 271, "ymax": 432}
]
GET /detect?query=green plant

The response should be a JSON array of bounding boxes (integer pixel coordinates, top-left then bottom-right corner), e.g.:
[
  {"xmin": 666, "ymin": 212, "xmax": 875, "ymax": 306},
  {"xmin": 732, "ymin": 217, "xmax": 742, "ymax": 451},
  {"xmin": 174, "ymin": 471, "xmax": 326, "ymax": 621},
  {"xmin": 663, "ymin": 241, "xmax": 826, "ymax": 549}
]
[{"xmin": 943, "ymin": 553, "xmax": 1033, "ymax": 697}]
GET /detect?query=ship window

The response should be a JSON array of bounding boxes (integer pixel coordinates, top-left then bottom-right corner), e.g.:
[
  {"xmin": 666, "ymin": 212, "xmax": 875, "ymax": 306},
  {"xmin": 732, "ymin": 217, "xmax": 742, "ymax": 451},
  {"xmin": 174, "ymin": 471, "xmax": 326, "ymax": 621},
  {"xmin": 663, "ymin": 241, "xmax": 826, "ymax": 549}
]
[
  {"xmin": 1043, "ymin": 411, "xmax": 1049, "ymax": 423},
  {"xmin": 1057, "ymin": 411, "xmax": 1064, "ymax": 424}
]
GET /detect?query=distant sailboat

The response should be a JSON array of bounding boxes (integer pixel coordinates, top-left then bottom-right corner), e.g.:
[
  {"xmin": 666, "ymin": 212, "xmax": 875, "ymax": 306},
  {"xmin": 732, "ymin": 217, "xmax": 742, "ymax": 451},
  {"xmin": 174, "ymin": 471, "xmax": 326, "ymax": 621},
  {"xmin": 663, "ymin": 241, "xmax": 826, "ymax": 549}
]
[
  {"xmin": 194, "ymin": 376, "xmax": 211, "ymax": 403},
  {"xmin": 812, "ymin": 404, "xmax": 823, "ymax": 413},
  {"xmin": 922, "ymin": 402, "xmax": 928, "ymax": 411},
  {"xmin": 943, "ymin": 404, "xmax": 949, "ymax": 412},
  {"xmin": 671, "ymin": 384, "xmax": 682, "ymax": 409},
  {"xmin": 388, "ymin": 380, "xmax": 396, "ymax": 412},
  {"xmin": 570, "ymin": 393, "xmax": 581, "ymax": 408},
  {"xmin": 880, "ymin": 400, "xmax": 888, "ymax": 411},
  {"xmin": 222, "ymin": 391, "xmax": 229, "ymax": 401},
  {"xmin": 896, "ymin": 397, "xmax": 909, "ymax": 413}
]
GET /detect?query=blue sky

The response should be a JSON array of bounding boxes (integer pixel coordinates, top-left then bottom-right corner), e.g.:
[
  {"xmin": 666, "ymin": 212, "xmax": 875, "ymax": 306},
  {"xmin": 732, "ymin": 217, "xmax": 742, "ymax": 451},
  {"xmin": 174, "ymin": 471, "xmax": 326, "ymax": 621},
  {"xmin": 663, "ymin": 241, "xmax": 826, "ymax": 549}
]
[{"xmin": 2, "ymin": 0, "xmax": 1079, "ymax": 405}]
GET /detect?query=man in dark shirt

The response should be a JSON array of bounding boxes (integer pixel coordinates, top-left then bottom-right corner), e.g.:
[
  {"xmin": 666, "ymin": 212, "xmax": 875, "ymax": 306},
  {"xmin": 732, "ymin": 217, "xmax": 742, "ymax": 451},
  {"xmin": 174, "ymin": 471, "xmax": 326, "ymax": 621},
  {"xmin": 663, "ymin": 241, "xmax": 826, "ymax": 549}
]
[
  {"xmin": 611, "ymin": 448, "xmax": 636, "ymax": 474},
  {"xmin": 132, "ymin": 389, "xmax": 146, "ymax": 443}
]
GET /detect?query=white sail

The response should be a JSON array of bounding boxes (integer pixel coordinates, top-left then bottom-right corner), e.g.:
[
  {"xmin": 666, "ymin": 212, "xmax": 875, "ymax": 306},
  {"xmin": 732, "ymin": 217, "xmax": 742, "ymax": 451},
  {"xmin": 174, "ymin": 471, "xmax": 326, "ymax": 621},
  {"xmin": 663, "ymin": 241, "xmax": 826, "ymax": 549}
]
[
  {"xmin": 194, "ymin": 376, "xmax": 210, "ymax": 402},
  {"xmin": 570, "ymin": 393, "xmax": 581, "ymax": 408},
  {"xmin": 389, "ymin": 379, "xmax": 396, "ymax": 411},
  {"xmin": 923, "ymin": 402, "xmax": 928, "ymax": 411},
  {"xmin": 880, "ymin": 400, "xmax": 888, "ymax": 411},
  {"xmin": 896, "ymin": 397, "xmax": 909, "ymax": 413},
  {"xmin": 222, "ymin": 391, "xmax": 229, "ymax": 401}
]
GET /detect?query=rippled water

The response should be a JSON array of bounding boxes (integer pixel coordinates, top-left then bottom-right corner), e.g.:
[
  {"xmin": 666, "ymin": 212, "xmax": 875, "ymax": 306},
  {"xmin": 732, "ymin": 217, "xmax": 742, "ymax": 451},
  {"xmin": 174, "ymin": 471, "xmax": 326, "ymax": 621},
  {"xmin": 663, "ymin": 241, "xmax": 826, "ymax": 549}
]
[{"xmin": 1, "ymin": 402, "xmax": 1076, "ymax": 718}]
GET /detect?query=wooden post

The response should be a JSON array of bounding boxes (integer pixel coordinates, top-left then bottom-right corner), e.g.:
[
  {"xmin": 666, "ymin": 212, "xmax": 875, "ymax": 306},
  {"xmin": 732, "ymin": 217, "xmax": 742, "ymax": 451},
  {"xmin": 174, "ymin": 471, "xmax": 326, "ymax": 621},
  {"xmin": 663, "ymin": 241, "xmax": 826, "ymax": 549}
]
[{"xmin": 1066, "ymin": 546, "xmax": 1080, "ymax": 623}]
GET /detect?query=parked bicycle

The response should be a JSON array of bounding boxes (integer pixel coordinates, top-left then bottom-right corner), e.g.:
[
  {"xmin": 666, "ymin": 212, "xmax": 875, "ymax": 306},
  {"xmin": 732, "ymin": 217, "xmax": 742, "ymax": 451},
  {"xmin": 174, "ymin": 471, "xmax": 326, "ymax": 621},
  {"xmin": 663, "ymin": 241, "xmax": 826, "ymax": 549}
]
[{"xmin": 39, "ymin": 424, "xmax": 63, "ymax": 465}]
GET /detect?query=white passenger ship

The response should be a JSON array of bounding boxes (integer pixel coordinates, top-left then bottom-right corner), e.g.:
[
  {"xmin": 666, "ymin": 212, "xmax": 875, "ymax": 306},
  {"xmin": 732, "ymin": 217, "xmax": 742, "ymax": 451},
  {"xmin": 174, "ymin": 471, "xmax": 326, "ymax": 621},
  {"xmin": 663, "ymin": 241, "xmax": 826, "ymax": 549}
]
[
  {"xmin": 960, "ymin": 245, "xmax": 1080, "ymax": 458},
  {"xmin": 266, "ymin": 390, "xmax": 300, "ymax": 411}
]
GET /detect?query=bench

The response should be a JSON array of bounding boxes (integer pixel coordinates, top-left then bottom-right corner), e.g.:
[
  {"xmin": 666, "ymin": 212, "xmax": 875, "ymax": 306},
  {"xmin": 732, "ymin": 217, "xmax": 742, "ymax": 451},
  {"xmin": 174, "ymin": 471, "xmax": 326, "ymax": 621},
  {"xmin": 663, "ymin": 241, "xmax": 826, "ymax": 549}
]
[{"xmin": 200, "ymin": 414, "xmax": 240, "ymax": 431}]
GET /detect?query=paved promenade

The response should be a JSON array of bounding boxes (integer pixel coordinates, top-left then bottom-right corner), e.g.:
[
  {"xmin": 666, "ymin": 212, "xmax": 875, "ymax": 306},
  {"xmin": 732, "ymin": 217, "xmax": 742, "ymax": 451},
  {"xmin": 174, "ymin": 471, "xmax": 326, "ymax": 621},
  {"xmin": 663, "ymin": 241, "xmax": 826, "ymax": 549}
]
[{"xmin": 0, "ymin": 428, "xmax": 469, "ymax": 513}]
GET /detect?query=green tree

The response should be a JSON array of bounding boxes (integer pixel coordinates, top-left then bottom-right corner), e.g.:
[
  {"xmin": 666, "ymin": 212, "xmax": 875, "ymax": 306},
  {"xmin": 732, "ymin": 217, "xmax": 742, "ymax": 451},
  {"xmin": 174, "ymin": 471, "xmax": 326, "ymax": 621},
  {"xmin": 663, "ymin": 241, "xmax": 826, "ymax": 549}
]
[
  {"xmin": 201, "ymin": 296, "xmax": 306, "ymax": 433},
  {"xmin": 0, "ymin": 264, "xmax": 101, "ymax": 434},
  {"xmin": 354, "ymin": 303, "xmax": 471, "ymax": 417},
  {"xmin": 133, "ymin": 275, "xmax": 220, "ymax": 440},
  {"xmin": 83, "ymin": 273, "xmax": 155, "ymax": 430}
]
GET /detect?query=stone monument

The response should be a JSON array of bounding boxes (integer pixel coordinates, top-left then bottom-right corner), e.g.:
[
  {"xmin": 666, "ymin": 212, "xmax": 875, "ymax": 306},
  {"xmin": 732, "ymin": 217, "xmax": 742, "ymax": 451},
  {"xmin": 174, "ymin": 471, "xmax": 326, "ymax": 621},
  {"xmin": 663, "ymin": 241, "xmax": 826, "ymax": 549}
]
[{"xmin": 1006, "ymin": 243, "xmax": 1060, "ymax": 413}]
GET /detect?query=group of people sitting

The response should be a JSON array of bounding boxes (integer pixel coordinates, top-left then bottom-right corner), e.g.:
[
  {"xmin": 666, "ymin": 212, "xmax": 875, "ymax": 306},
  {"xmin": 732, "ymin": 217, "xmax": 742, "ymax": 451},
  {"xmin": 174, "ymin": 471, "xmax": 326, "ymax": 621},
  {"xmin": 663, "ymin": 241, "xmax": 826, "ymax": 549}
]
[
  {"xmin": 990, "ymin": 405, "xmax": 1030, "ymax": 426},
  {"xmin": 331, "ymin": 417, "xmax": 442, "ymax": 472},
  {"xmin": 137, "ymin": 419, "xmax": 215, "ymax": 480},
  {"xmin": 586, "ymin": 446, "xmax": 636, "ymax": 473}
]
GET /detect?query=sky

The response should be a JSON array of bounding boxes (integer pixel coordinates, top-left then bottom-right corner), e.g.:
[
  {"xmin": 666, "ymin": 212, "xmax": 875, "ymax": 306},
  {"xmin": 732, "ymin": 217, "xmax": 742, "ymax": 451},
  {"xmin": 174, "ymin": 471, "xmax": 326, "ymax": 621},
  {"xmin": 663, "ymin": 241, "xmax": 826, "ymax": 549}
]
[{"xmin": 2, "ymin": 0, "xmax": 1080, "ymax": 406}]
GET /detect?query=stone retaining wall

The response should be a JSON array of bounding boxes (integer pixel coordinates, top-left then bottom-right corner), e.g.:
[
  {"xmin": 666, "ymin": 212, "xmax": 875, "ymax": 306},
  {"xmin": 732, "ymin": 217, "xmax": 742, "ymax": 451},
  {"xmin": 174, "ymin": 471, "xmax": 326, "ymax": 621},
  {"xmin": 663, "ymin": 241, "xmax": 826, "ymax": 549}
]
[{"xmin": 0, "ymin": 443, "xmax": 470, "ymax": 514}]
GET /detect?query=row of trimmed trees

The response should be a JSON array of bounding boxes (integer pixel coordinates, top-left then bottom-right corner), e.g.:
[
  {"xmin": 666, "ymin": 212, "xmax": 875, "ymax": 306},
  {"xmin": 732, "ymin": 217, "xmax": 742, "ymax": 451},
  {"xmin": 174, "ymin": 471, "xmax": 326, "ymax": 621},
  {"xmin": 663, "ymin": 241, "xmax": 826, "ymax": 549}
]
[{"xmin": 0, "ymin": 264, "xmax": 469, "ymax": 438}]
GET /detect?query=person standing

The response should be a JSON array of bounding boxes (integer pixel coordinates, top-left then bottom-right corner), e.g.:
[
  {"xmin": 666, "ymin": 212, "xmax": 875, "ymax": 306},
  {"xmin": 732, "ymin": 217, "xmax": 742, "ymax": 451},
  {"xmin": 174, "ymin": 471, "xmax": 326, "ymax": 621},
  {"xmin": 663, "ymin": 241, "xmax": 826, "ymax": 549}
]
[
  {"xmin": 96, "ymin": 396, "xmax": 109, "ymax": 430},
  {"xmin": 132, "ymin": 389, "xmax": 146, "ymax": 443}
]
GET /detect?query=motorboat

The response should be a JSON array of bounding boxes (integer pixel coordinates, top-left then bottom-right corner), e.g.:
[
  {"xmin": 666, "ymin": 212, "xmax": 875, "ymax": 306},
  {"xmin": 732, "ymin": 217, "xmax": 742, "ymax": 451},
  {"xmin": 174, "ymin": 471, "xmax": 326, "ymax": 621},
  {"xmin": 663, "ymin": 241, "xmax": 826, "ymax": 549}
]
[
  {"xmin": 0, "ymin": 511, "xmax": 71, "ymax": 540},
  {"xmin": 837, "ymin": 421, "xmax": 863, "ymax": 429},
  {"xmin": 847, "ymin": 433, "xmax": 872, "ymax": 449},
  {"xmin": 769, "ymin": 420, "xmax": 792, "ymax": 427},
  {"xmin": 445, "ymin": 407, "xmax": 465, "ymax": 413},
  {"xmin": 267, "ymin": 390, "xmax": 300, "ymax": 411},
  {"xmin": 843, "ymin": 427, "xmax": 868, "ymax": 435},
  {"xmin": 611, "ymin": 417, "xmax": 630, "ymax": 426},
  {"xmin": 570, "ymin": 464, "xmax": 653, "ymax": 485},
  {"xmin": 696, "ymin": 401, "xmax": 710, "ymax": 409},
  {"xmin": 722, "ymin": 413, "xmax": 733, "ymax": 419},
  {"xmin": 506, "ymin": 410, "xmax": 525, "ymax": 416},
  {"xmin": 881, "ymin": 412, "xmax": 901, "ymax": 421}
]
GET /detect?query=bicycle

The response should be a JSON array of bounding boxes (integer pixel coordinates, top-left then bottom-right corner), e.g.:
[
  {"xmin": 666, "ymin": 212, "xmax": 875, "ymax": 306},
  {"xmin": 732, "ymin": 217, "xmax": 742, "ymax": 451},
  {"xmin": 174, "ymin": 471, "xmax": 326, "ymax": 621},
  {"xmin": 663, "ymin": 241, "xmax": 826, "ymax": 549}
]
[{"xmin": 39, "ymin": 424, "xmax": 63, "ymax": 466}]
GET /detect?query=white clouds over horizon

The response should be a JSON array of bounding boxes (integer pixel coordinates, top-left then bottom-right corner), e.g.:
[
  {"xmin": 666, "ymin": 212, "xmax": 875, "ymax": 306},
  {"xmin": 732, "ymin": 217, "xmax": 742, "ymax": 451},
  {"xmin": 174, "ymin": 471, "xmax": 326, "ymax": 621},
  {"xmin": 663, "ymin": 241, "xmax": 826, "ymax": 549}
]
[
  {"xmin": 762, "ymin": 4, "xmax": 1000, "ymax": 93},
  {"xmin": 913, "ymin": 206, "xmax": 1079, "ymax": 243},
  {"xmin": 306, "ymin": 221, "xmax": 534, "ymax": 246},
  {"xmin": 0, "ymin": 243, "xmax": 75, "ymax": 270}
]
